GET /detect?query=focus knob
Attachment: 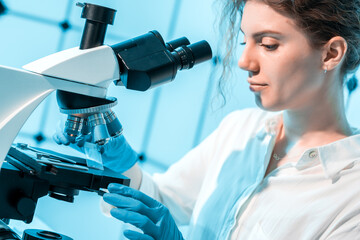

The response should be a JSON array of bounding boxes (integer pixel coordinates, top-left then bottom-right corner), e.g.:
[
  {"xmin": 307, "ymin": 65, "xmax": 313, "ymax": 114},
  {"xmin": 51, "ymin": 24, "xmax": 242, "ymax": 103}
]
[{"xmin": 16, "ymin": 197, "xmax": 36, "ymax": 220}]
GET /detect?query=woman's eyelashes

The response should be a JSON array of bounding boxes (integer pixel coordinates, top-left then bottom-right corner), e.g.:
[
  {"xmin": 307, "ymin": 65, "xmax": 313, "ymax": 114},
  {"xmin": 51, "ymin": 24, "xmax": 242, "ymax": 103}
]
[
  {"xmin": 259, "ymin": 43, "xmax": 279, "ymax": 51},
  {"xmin": 239, "ymin": 41, "xmax": 279, "ymax": 51}
]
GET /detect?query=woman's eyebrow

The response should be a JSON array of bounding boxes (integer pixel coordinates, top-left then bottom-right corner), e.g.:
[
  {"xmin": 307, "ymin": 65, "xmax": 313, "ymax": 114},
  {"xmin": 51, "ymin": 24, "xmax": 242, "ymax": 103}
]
[
  {"xmin": 252, "ymin": 31, "xmax": 283, "ymax": 40},
  {"xmin": 240, "ymin": 28, "xmax": 284, "ymax": 40}
]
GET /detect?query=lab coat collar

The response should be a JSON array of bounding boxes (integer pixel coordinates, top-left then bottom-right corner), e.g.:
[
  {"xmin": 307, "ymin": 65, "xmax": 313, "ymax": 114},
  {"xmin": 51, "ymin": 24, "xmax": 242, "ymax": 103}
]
[
  {"xmin": 318, "ymin": 132, "xmax": 360, "ymax": 181},
  {"xmin": 255, "ymin": 111, "xmax": 282, "ymax": 140},
  {"xmin": 257, "ymin": 112, "xmax": 360, "ymax": 181}
]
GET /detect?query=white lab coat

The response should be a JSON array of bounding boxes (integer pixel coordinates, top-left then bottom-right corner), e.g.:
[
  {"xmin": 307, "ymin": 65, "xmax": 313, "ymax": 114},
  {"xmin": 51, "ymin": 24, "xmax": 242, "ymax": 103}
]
[{"xmin": 140, "ymin": 108, "xmax": 360, "ymax": 239}]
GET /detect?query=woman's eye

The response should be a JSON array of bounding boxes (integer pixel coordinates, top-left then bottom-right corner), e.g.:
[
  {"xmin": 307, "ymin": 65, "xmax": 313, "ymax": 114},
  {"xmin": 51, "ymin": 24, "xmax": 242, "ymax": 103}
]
[
  {"xmin": 240, "ymin": 42, "xmax": 246, "ymax": 46},
  {"xmin": 259, "ymin": 43, "xmax": 278, "ymax": 51}
]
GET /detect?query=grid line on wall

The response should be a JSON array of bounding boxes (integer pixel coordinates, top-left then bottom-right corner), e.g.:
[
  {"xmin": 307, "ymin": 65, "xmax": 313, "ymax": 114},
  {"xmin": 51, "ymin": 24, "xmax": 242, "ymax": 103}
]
[{"xmin": 139, "ymin": 0, "xmax": 183, "ymax": 161}]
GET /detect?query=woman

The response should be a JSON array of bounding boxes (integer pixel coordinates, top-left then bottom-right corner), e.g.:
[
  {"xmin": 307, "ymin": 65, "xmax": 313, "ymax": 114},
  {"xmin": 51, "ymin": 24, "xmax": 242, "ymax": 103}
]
[{"xmin": 55, "ymin": 0, "xmax": 360, "ymax": 239}]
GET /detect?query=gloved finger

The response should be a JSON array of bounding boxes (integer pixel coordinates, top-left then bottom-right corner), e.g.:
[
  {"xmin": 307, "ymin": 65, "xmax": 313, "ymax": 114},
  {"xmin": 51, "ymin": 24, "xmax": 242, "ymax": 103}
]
[
  {"xmin": 106, "ymin": 186, "xmax": 161, "ymax": 224},
  {"xmin": 110, "ymin": 208, "xmax": 158, "ymax": 238},
  {"xmin": 108, "ymin": 184, "xmax": 160, "ymax": 209},
  {"xmin": 100, "ymin": 196, "xmax": 114, "ymax": 217},
  {"xmin": 103, "ymin": 135, "xmax": 126, "ymax": 152},
  {"xmin": 123, "ymin": 230, "xmax": 154, "ymax": 240},
  {"xmin": 53, "ymin": 119, "xmax": 71, "ymax": 145},
  {"xmin": 81, "ymin": 134, "xmax": 93, "ymax": 146},
  {"xmin": 75, "ymin": 135, "xmax": 86, "ymax": 148},
  {"xmin": 103, "ymin": 193, "xmax": 154, "ymax": 221},
  {"xmin": 58, "ymin": 132, "xmax": 71, "ymax": 145},
  {"xmin": 52, "ymin": 134, "xmax": 61, "ymax": 145},
  {"xmin": 52, "ymin": 132, "xmax": 70, "ymax": 145}
]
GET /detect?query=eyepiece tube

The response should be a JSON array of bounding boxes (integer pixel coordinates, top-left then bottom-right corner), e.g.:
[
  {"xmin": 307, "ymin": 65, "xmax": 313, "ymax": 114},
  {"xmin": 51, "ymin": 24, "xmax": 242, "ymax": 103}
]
[
  {"xmin": 166, "ymin": 37, "xmax": 190, "ymax": 51},
  {"xmin": 186, "ymin": 40, "xmax": 212, "ymax": 66},
  {"xmin": 172, "ymin": 40, "xmax": 212, "ymax": 70},
  {"xmin": 79, "ymin": 3, "xmax": 116, "ymax": 49}
]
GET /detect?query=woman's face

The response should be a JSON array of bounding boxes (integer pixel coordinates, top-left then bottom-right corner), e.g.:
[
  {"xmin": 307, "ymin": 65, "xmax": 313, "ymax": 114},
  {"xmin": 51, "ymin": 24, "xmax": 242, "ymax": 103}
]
[{"xmin": 238, "ymin": 1, "xmax": 325, "ymax": 111}]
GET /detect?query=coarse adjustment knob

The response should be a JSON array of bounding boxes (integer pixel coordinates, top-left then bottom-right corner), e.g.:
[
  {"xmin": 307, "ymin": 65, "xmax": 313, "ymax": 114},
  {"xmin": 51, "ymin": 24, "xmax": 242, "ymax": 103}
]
[{"xmin": 16, "ymin": 197, "xmax": 36, "ymax": 220}]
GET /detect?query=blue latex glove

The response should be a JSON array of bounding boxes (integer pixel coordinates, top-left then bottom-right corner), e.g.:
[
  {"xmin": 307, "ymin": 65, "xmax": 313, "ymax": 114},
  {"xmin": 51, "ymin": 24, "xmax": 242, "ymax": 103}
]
[
  {"xmin": 103, "ymin": 183, "xmax": 184, "ymax": 240},
  {"xmin": 100, "ymin": 135, "xmax": 138, "ymax": 172},
  {"xmin": 52, "ymin": 122, "xmax": 88, "ymax": 148},
  {"xmin": 53, "ymin": 128, "xmax": 138, "ymax": 173}
]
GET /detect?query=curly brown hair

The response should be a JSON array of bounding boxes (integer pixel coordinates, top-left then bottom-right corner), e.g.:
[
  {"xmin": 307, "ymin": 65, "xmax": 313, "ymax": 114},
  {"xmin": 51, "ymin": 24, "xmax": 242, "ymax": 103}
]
[{"xmin": 218, "ymin": 0, "xmax": 360, "ymax": 94}]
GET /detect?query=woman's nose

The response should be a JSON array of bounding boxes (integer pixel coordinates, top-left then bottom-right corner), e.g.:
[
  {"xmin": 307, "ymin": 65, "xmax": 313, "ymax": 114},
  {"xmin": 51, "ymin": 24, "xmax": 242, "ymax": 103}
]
[{"xmin": 237, "ymin": 45, "xmax": 259, "ymax": 73}]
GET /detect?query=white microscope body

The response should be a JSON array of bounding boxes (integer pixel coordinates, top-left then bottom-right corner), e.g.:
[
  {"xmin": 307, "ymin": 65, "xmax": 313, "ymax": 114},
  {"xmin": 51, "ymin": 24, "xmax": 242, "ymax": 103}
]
[{"xmin": 0, "ymin": 45, "xmax": 119, "ymax": 168}]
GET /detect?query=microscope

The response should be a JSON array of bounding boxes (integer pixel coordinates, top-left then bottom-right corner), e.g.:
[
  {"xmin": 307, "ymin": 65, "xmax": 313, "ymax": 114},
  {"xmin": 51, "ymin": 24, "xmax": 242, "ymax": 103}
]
[{"xmin": 0, "ymin": 2, "xmax": 212, "ymax": 239}]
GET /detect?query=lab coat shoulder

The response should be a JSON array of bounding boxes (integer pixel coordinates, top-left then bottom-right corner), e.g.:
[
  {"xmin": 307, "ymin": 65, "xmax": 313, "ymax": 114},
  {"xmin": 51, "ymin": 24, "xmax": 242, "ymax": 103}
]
[
  {"xmin": 214, "ymin": 107, "xmax": 273, "ymax": 139},
  {"xmin": 212, "ymin": 108, "xmax": 275, "ymax": 149}
]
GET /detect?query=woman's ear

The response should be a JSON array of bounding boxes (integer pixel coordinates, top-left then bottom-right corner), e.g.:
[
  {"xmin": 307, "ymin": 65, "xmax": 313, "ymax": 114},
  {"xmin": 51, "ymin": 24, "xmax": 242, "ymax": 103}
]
[{"xmin": 322, "ymin": 36, "xmax": 347, "ymax": 71}]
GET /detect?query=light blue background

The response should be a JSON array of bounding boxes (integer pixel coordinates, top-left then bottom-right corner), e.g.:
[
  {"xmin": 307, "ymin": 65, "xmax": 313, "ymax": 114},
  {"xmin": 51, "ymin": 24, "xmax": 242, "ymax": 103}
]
[{"xmin": 1, "ymin": 0, "xmax": 359, "ymax": 239}]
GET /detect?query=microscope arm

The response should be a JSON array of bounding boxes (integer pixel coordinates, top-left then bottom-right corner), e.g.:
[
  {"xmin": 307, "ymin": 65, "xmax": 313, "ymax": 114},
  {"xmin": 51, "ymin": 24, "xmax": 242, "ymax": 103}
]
[
  {"xmin": 0, "ymin": 64, "xmax": 108, "ymax": 168},
  {"xmin": 23, "ymin": 45, "xmax": 119, "ymax": 88}
]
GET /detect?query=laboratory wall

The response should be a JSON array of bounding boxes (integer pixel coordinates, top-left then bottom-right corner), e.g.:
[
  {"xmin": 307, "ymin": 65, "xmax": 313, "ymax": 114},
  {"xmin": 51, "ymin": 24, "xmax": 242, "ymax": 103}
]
[{"xmin": 0, "ymin": 0, "xmax": 359, "ymax": 239}]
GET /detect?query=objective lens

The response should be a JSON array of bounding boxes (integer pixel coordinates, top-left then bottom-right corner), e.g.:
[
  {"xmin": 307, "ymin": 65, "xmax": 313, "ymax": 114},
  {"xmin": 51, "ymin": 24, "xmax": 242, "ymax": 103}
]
[
  {"xmin": 88, "ymin": 113, "xmax": 110, "ymax": 145},
  {"xmin": 81, "ymin": 118, "xmax": 91, "ymax": 136},
  {"xmin": 103, "ymin": 110, "xmax": 123, "ymax": 138},
  {"xmin": 64, "ymin": 115, "xmax": 83, "ymax": 143}
]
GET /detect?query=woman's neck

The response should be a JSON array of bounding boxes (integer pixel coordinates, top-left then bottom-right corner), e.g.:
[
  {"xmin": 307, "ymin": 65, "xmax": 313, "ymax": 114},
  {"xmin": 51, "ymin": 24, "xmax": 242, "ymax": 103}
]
[
  {"xmin": 282, "ymin": 104, "xmax": 352, "ymax": 149},
  {"xmin": 280, "ymin": 85, "xmax": 353, "ymax": 150}
]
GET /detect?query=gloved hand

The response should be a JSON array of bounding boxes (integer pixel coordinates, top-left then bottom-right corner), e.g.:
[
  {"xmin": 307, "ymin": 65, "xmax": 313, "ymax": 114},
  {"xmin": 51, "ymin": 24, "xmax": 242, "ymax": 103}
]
[
  {"xmin": 53, "ymin": 125, "xmax": 138, "ymax": 173},
  {"xmin": 103, "ymin": 183, "xmax": 184, "ymax": 240},
  {"xmin": 100, "ymin": 135, "xmax": 138, "ymax": 172},
  {"xmin": 52, "ymin": 121, "xmax": 88, "ymax": 148}
]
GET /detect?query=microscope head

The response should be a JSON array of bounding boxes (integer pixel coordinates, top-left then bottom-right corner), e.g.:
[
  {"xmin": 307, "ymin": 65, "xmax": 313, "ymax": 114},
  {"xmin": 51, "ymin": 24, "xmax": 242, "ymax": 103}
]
[
  {"xmin": 0, "ymin": 2, "xmax": 212, "ymax": 166},
  {"xmin": 23, "ymin": 3, "xmax": 212, "ymax": 148}
]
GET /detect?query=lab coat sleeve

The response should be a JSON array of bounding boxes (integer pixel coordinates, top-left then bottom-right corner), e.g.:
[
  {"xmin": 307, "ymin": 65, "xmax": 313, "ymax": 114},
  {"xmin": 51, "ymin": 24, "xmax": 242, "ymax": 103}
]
[
  {"xmin": 139, "ymin": 110, "xmax": 250, "ymax": 225},
  {"xmin": 139, "ymin": 127, "xmax": 221, "ymax": 225}
]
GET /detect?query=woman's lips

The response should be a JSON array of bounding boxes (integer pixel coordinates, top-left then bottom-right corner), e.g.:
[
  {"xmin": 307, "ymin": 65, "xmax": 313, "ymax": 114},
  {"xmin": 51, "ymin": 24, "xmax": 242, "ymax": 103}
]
[{"xmin": 248, "ymin": 82, "xmax": 268, "ymax": 92}]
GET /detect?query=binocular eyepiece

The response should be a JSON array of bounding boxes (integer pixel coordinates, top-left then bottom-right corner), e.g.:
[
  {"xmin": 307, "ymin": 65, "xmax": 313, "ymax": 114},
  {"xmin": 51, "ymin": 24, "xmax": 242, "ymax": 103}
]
[
  {"xmin": 154, "ymin": 32, "xmax": 212, "ymax": 70},
  {"xmin": 77, "ymin": 3, "xmax": 212, "ymax": 92},
  {"xmin": 111, "ymin": 30, "xmax": 212, "ymax": 91}
]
